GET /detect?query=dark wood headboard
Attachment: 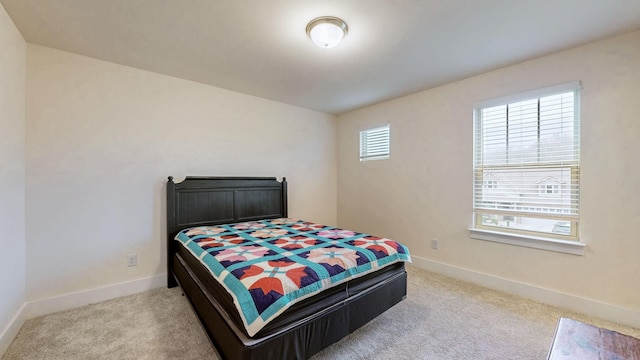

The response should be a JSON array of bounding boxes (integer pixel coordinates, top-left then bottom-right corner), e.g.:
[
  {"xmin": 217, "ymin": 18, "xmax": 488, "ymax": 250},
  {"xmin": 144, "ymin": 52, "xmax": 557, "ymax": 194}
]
[{"xmin": 166, "ymin": 176, "xmax": 288, "ymax": 287}]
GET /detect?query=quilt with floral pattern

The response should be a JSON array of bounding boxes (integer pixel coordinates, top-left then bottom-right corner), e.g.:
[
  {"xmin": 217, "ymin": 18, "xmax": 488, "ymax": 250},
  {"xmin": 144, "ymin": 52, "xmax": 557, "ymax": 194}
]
[{"xmin": 175, "ymin": 218, "xmax": 411, "ymax": 337}]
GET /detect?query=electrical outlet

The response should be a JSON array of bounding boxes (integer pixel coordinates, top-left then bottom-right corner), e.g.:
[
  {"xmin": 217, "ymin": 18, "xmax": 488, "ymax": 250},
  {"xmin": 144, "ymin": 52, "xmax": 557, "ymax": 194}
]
[
  {"xmin": 431, "ymin": 239, "xmax": 439, "ymax": 250},
  {"xmin": 127, "ymin": 254, "xmax": 137, "ymax": 267}
]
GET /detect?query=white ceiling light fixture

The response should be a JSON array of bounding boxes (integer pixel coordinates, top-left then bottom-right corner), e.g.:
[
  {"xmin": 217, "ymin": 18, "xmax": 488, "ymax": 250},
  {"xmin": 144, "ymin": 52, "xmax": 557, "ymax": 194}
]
[{"xmin": 306, "ymin": 16, "xmax": 348, "ymax": 49}]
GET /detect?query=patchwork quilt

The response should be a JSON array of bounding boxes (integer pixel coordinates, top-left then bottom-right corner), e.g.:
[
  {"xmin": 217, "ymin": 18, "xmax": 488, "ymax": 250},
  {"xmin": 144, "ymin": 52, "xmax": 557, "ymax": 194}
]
[{"xmin": 175, "ymin": 218, "xmax": 411, "ymax": 337}]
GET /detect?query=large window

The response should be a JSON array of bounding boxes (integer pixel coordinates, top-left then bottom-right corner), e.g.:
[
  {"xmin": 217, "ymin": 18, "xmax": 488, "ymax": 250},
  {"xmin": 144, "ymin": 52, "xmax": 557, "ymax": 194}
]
[
  {"xmin": 360, "ymin": 124, "xmax": 390, "ymax": 161},
  {"xmin": 472, "ymin": 82, "xmax": 581, "ymax": 243}
]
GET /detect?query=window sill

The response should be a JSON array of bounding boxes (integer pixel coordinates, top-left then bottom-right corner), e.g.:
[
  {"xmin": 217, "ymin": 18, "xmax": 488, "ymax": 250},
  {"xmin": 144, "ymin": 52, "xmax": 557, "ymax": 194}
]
[{"xmin": 468, "ymin": 228, "xmax": 585, "ymax": 256}]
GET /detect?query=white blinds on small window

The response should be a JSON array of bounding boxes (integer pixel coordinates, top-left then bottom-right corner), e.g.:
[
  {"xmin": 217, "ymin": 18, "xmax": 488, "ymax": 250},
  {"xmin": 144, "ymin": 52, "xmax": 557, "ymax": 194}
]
[
  {"xmin": 473, "ymin": 81, "xmax": 581, "ymax": 238},
  {"xmin": 360, "ymin": 124, "xmax": 390, "ymax": 161}
]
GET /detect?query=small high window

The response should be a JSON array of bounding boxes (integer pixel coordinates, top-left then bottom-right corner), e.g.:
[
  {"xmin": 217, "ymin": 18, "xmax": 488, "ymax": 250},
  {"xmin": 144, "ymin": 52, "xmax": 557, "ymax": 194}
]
[{"xmin": 360, "ymin": 124, "xmax": 390, "ymax": 161}]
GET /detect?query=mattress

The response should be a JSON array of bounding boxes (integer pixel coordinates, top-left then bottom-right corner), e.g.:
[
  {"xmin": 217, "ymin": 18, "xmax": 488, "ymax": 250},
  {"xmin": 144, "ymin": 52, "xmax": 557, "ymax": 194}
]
[
  {"xmin": 177, "ymin": 244, "xmax": 405, "ymax": 338},
  {"xmin": 174, "ymin": 218, "xmax": 411, "ymax": 338}
]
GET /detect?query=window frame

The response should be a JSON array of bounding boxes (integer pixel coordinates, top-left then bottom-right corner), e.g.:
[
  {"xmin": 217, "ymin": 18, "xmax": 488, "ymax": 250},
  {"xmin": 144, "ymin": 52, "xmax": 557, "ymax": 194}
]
[
  {"xmin": 359, "ymin": 124, "xmax": 390, "ymax": 162},
  {"xmin": 469, "ymin": 81, "xmax": 585, "ymax": 255}
]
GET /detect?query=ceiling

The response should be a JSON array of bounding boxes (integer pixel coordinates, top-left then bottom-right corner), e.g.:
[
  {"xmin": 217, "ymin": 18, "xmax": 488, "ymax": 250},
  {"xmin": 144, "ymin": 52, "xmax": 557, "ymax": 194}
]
[{"xmin": 3, "ymin": 1, "xmax": 640, "ymax": 115}]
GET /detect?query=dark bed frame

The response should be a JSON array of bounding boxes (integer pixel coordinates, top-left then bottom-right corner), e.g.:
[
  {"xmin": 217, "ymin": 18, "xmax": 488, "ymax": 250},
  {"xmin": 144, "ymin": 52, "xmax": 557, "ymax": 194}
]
[{"xmin": 167, "ymin": 176, "xmax": 407, "ymax": 360}]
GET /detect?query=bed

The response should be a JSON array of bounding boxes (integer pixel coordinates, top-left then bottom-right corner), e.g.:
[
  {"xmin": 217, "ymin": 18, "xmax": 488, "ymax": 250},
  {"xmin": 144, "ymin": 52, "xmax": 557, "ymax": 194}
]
[{"xmin": 167, "ymin": 176, "xmax": 410, "ymax": 360}]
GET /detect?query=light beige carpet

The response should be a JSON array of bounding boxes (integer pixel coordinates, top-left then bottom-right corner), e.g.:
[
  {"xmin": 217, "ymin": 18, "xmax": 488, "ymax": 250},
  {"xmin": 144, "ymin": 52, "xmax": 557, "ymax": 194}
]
[{"xmin": 3, "ymin": 266, "xmax": 639, "ymax": 360}]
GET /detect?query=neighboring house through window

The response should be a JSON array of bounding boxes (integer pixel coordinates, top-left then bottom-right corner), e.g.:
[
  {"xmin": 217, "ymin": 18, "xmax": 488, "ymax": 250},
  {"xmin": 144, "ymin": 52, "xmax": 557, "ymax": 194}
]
[
  {"xmin": 538, "ymin": 177, "xmax": 563, "ymax": 196},
  {"xmin": 470, "ymin": 81, "xmax": 584, "ymax": 255}
]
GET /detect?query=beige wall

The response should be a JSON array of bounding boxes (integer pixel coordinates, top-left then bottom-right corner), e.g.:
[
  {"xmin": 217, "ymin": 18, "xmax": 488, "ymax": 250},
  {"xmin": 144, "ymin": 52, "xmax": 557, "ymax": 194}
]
[
  {"xmin": 10, "ymin": 11, "xmax": 640, "ymax": 333},
  {"xmin": 26, "ymin": 45, "xmax": 337, "ymax": 301},
  {"xmin": 0, "ymin": 3, "xmax": 26, "ymax": 339},
  {"xmin": 337, "ymin": 31, "xmax": 640, "ymax": 313}
]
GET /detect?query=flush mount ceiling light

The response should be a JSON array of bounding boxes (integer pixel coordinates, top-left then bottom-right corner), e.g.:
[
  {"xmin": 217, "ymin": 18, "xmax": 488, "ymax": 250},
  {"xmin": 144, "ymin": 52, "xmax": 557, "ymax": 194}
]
[{"xmin": 306, "ymin": 16, "xmax": 348, "ymax": 48}]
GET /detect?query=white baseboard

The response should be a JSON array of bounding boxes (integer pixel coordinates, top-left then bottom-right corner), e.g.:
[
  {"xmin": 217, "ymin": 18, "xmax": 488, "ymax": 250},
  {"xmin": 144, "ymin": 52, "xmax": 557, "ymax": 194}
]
[
  {"xmin": 24, "ymin": 274, "xmax": 166, "ymax": 319},
  {"xmin": 4, "ymin": 263, "xmax": 638, "ymax": 356},
  {"xmin": 0, "ymin": 303, "xmax": 27, "ymax": 357},
  {"xmin": 411, "ymin": 256, "xmax": 640, "ymax": 329}
]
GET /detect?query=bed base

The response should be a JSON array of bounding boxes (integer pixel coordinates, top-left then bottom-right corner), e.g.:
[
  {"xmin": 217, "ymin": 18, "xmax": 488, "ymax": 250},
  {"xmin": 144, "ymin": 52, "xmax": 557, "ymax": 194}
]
[
  {"xmin": 173, "ymin": 252, "xmax": 407, "ymax": 359},
  {"xmin": 166, "ymin": 176, "xmax": 408, "ymax": 360}
]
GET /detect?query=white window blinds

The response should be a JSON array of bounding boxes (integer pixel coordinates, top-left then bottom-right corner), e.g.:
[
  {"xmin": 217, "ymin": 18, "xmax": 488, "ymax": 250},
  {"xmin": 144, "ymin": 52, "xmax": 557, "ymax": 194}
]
[
  {"xmin": 473, "ymin": 81, "xmax": 581, "ymax": 239},
  {"xmin": 360, "ymin": 124, "xmax": 390, "ymax": 161}
]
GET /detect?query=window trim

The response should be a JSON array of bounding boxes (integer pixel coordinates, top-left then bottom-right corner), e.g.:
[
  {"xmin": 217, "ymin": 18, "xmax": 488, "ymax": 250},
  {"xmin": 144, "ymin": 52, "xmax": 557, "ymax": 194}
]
[
  {"xmin": 473, "ymin": 81, "xmax": 581, "ymax": 109},
  {"xmin": 471, "ymin": 81, "xmax": 583, "ymax": 253},
  {"xmin": 469, "ymin": 228, "xmax": 586, "ymax": 255}
]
